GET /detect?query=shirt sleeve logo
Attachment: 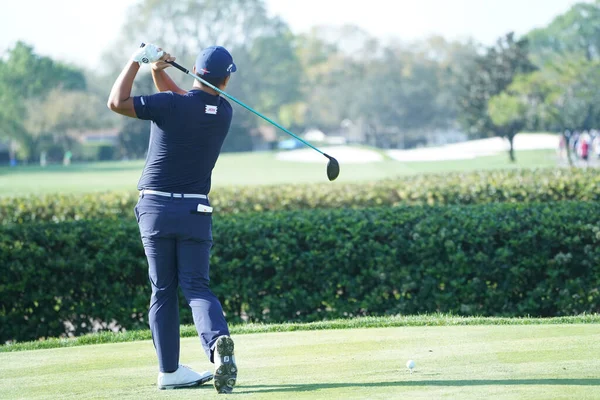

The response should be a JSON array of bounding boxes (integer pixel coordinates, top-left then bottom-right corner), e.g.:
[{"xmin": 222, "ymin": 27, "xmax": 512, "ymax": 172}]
[{"xmin": 205, "ymin": 105, "xmax": 218, "ymax": 115}]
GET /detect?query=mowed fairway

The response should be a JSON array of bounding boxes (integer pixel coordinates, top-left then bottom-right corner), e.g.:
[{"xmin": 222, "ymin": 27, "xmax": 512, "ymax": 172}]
[
  {"xmin": 0, "ymin": 149, "xmax": 557, "ymax": 197},
  {"xmin": 1, "ymin": 324, "xmax": 599, "ymax": 400}
]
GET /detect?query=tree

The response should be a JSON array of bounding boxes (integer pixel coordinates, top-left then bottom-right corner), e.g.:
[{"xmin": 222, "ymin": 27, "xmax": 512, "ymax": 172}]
[
  {"xmin": 359, "ymin": 38, "xmax": 479, "ymax": 147},
  {"xmin": 0, "ymin": 41, "xmax": 88, "ymax": 161},
  {"xmin": 221, "ymin": 18, "xmax": 303, "ymax": 151},
  {"xmin": 487, "ymin": 92, "xmax": 527, "ymax": 162},
  {"xmin": 527, "ymin": 1, "xmax": 600, "ymax": 65},
  {"xmin": 295, "ymin": 28, "xmax": 478, "ymax": 148},
  {"xmin": 456, "ymin": 32, "xmax": 537, "ymax": 161},
  {"xmin": 526, "ymin": 1, "xmax": 600, "ymax": 139},
  {"xmin": 107, "ymin": 0, "xmax": 303, "ymax": 153},
  {"xmin": 0, "ymin": 42, "xmax": 85, "ymax": 97},
  {"xmin": 20, "ymin": 88, "xmax": 104, "ymax": 161},
  {"xmin": 357, "ymin": 44, "xmax": 443, "ymax": 147},
  {"xmin": 492, "ymin": 58, "xmax": 600, "ymax": 165},
  {"xmin": 114, "ymin": 0, "xmax": 277, "ymax": 65},
  {"xmin": 419, "ymin": 36, "xmax": 480, "ymax": 131},
  {"xmin": 294, "ymin": 26, "xmax": 368, "ymax": 133}
]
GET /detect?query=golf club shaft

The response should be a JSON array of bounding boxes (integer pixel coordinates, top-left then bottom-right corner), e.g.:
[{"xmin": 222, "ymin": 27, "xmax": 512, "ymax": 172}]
[{"xmin": 167, "ymin": 61, "xmax": 325, "ymax": 156}]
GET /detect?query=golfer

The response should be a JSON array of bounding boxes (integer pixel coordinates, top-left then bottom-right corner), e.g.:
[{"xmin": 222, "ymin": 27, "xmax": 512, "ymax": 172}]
[{"xmin": 107, "ymin": 43, "xmax": 237, "ymax": 393}]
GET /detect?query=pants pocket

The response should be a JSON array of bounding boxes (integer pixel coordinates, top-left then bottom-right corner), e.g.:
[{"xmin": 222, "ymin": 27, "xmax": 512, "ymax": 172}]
[{"xmin": 186, "ymin": 213, "xmax": 213, "ymax": 241}]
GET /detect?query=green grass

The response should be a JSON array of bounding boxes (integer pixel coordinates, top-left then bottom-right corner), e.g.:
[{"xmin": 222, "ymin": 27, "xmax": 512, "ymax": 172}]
[
  {"xmin": 1, "ymin": 321, "xmax": 599, "ymax": 399},
  {"xmin": 3, "ymin": 314, "xmax": 600, "ymax": 353},
  {"xmin": 0, "ymin": 149, "xmax": 558, "ymax": 196}
]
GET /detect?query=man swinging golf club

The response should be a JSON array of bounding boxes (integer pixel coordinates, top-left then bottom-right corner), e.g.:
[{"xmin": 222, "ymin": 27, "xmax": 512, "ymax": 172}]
[{"xmin": 107, "ymin": 43, "xmax": 238, "ymax": 394}]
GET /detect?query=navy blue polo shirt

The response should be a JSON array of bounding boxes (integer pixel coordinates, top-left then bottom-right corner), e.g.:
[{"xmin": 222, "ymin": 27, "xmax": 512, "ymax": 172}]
[{"xmin": 133, "ymin": 90, "xmax": 232, "ymax": 195}]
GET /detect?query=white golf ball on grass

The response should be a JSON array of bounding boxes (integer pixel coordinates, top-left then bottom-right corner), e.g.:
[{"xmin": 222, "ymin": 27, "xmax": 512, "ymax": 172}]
[{"xmin": 406, "ymin": 360, "xmax": 416, "ymax": 373}]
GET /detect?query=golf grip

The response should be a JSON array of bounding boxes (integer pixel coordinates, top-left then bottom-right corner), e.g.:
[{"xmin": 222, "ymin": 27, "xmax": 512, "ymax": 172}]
[{"xmin": 167, "ymin": 61, "xmax": 189, "ymax": 75}]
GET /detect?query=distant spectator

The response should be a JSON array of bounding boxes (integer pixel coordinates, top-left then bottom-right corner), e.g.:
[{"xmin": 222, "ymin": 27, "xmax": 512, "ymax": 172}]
[
  {"xmin": 571, "ymin": 131, "xmax": 580, "ymax": 160},
  {"xmin": 579, "ymin": 131, "xmax": 591, "ymax": 163},
  {"xmin": 581, "ymin": 137, "xmax": 590, "ymax": 162},
  {"xmin": 63, "ymin": 150, "xmax": 72, "ymax": 166},
  {"xmin": 559, "ymin": 131, "xmax": 568, "ymax": 160}
]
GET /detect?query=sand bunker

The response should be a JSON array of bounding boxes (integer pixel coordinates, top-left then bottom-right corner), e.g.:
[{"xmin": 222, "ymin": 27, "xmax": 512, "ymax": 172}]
[
  {"xmin": 387, "ymin": 134, "xmax": 559, "ymax": 162},
  {"xmin": 275, "ymin": 134, "xmax": 559, "ymax": 163}
]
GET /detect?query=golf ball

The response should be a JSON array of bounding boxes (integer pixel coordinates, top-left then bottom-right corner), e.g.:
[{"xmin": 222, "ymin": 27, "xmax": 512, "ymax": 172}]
[{"xmin": 406, "ymin": 360, "xmax": 415, "ymax": 370}]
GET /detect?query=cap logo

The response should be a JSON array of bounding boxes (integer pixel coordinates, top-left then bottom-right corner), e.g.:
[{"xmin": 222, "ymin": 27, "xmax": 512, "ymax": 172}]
[
  {"xmin": 227, "ymin": 64, "xmax": 234, "ymax": 72},
  {"xmin": 200, "ymin": 68, "xmax": 210, "ymax": 75}
]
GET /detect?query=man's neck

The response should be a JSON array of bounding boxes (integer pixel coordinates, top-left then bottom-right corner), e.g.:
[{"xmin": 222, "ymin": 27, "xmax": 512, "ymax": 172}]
[{"xmin": 192, "ymin": 82, "xmax": 220, "ymax": 96}]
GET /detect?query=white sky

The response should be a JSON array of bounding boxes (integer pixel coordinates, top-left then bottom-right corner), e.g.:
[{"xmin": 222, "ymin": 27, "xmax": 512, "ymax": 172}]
[{"xmin": 0, "ymin": 0, "xmax": 589, "ymax": 69}]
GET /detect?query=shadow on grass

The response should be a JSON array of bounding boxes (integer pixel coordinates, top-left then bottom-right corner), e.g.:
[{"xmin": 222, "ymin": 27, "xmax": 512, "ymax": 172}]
[{"xmin": 238, "ymin": 379, "xmax": 600, "ymax": 394}]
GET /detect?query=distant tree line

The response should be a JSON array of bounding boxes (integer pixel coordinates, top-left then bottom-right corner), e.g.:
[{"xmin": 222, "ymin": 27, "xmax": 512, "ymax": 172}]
[{"xmin": 1, "ymin": 0, "xmax": 599, "ymax": 163}]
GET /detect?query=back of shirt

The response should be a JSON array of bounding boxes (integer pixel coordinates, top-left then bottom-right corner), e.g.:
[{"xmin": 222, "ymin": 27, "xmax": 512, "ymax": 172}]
[{"xmin": 133, "ymin": 89, "xmax": 232, "ymax": 195}]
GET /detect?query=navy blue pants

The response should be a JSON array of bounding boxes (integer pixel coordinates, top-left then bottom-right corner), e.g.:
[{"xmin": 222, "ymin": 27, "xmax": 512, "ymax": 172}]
[{"xmin": 134, "ymin": 193, "xmax": 229, "ymax": 373}]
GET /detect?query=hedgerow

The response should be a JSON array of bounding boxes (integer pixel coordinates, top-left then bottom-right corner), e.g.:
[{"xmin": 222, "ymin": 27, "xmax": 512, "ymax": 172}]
[
  {"xmin": 1, "ymin": 201, "xmax": 599, "ymax": 343},
  {"xmin": 1, "ymin": 168, "xmax": 598, "ymax": 225}
]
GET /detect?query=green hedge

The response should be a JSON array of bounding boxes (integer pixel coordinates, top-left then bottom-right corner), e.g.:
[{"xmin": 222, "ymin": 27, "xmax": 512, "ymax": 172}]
[
  {"xmin": 2, "ymin": 168, "xmax": 599, "ymax": 225},
  {"xmin": 2, "ymin": 201, "xmax": 599, "ymax": 343}
]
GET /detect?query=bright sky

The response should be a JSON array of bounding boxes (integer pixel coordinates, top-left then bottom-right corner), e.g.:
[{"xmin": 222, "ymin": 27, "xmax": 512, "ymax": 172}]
[{"xmin": 0, "ymin": 0, "xmax": 589, "ymax": 69}]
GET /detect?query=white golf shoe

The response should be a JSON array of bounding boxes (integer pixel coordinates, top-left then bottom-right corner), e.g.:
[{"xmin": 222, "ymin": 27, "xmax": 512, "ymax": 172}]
[{"xmin": 157, "ymin": 364, "xmax": 213, "ymax": 390}]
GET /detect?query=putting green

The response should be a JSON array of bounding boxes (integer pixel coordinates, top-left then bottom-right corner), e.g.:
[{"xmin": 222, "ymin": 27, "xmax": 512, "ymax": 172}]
[{"xmin": 1, "ymin": 324, "xmax": 598, "ymax": 399}]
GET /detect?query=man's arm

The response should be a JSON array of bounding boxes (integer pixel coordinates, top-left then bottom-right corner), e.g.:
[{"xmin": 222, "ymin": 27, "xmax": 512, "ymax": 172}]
[
  {"xmin": 107, "ymin": 60, "xmax": 139, "ymax": 118},
  {"xmin": 107, "ymin": 43, "xmax": 165, "ymax": 118},
  {"xmin": 152, "ymin": 53, "xmax": 187, "ymax": 95}
]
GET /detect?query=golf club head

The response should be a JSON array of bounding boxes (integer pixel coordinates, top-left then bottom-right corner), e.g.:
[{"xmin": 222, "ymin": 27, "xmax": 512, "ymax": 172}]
[{"xmin": 324, "ymin": 154, "xmax": 340, "ymax": 181}]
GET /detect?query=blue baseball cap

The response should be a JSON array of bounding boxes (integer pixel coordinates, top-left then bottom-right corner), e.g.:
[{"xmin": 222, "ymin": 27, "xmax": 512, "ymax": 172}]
[{"xmin": 195, "ymin": 46, "xmax": 237, "ymax": 78}]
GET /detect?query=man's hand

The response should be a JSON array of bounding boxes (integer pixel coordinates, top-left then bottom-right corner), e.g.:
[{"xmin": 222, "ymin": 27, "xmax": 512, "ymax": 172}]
[
  {"xmin": 152, "ymin": 51, "xmax": 177, "ymax": 71},
  {"xmin": 150, "ymin": 49, "xmax": 185, "ymax": 94},
  {"xmin": 131, "ymin": 43, "xmax": 164, "ymax": 65}
]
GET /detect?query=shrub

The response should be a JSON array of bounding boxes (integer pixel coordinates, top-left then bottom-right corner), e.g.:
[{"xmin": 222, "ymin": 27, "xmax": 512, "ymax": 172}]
[
  {"xmin": 1, "ymin": 201, "xmax": 599, "ymax": 343},
  {"xmin": 1, "ymin": 168, "xmax": 599, "ymax": 225}
]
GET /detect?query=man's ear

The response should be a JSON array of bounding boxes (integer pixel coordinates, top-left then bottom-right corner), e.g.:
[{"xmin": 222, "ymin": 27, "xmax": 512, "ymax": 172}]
[{"xmin": 192, "ymin": 66, "xmax": 197, "ymax": 74}]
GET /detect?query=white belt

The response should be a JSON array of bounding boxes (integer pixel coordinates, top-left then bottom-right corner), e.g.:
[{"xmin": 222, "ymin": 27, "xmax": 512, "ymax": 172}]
[{"xmin": 140, "ymin": 189, "xmax": 207, "ymax": 199}]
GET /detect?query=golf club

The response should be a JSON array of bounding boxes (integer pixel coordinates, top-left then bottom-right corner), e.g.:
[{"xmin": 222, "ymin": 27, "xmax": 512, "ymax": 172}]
[{"xmin": 140, "ymin": 44, "xmax": 339, "ymax": 181}]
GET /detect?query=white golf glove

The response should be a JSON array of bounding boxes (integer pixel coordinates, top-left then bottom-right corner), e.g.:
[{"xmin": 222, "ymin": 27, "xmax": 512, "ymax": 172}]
[{"xmin": 131, "ymin": 43, "xmax": 164, "ymax": 65}]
